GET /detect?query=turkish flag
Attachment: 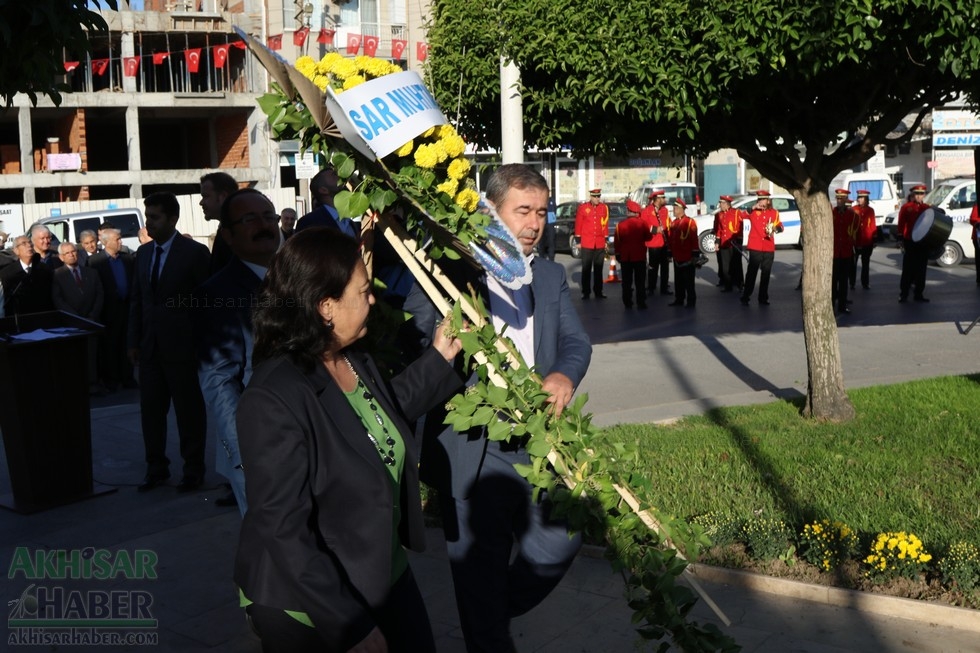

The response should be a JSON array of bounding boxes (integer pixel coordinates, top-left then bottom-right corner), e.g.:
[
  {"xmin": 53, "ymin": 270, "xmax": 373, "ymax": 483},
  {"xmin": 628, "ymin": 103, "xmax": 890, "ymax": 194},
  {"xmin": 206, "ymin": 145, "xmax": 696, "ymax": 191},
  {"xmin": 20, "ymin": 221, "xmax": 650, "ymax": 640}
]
[
  {"xmin": 231, "ymin": 40, "xmax": 246, "ymax": 50},
  {"xmin": 391, "ymin": 39, "xmax": 407, "ymax": 61},
  {"xmin": 363, "ymin": 35, "xmax": 379, "ymax": 57},
  {"xmin": 213, "ymin": 43, "xmax": 230, "ymax": 68},
  {"xmin": 293, "ymin": 26, "xmax": 310, "ymax": 47},
  {"xmin": 185, "ymin": 48, "xmax": 202, "ymax": 73},
  {"xmin": 317, "ymin": 28, "xmax": 335, "ymax": 45},
  {"xmin": 64, "ymin": 61, "xmax": 80, "ymax": 73},
  {"xmin": 416, "ymin": 41, "xmax": 429, "ymax": 62},
  {"xmin": 92, "ymin": 58, "xmax": 109, "ymax": 76},
  {"xmin": 268, "ymin": 34, "xmax": 282, "ymax": 50},
  {"xmin": 346, "ymin": 33, "xmax": 361, "ymax": 55},
  {"xmin": 123, "ymin": 57, "xmax": 140, "ymax": 77},
  {"xmin": 152, "ymin": 52, "xmax": 169, "ymax": 65}
]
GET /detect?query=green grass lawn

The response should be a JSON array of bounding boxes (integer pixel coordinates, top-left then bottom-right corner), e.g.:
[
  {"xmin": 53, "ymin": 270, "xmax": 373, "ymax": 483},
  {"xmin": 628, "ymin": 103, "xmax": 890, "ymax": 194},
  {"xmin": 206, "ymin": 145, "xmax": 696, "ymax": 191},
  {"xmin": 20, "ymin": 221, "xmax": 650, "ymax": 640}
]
[{"xmin": 592, "ymin": 374, "xmax": 980, "ymax": 554}]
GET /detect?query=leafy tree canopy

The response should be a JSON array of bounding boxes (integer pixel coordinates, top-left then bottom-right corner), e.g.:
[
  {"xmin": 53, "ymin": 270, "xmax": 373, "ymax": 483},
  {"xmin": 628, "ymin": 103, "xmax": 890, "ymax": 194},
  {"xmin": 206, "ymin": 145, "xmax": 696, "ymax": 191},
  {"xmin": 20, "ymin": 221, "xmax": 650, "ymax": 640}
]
[
  {"xmin": 427, "ymin": 0, "xmax": 980, "ymax": 191},
  {"xmin": 0, "ymin": 0, "xmax": 118, "ymax": 107}
]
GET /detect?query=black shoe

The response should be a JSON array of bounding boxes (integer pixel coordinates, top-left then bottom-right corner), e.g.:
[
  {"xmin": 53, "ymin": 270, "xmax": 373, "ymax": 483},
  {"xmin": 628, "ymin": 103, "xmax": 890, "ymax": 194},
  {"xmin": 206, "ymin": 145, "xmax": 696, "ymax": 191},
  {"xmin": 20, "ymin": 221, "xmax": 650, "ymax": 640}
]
[
  {"xmin": 739, "ymin": 296, "xmax": 750, "ymax": 305},
  {"xmin": 581, "ymin": 294, "xmax": 590, "ymax": 300},
  {"xmin": 668, "ymin": 300, "xmax": 684, "ymax": 306},
  {"xmin": 215, "ymin": 491, "xmax": 237, "ymax": 507},
  {"xmin": 176, "ymin": 476, "xmax": 203, "ymax": 493},
  {"xmin": 137, "ymin": 473, "xmax": 170, "ymax": 492},
  {"xmin": 720, "ymin": 287, "xmax": 733, "ymax": 293},
  {"xmin": 661, "ymin": 290, "xmax": 673, "ymax": 296},
  {"xmin": 624, "ymin": 302, "xmax": 633, "ymax": 309},
  {"xmin": 862, "ymin": 285, "xmax": 870, "ymax": 289},
  {"xmin": 759, "ymin": 299, "xmax": 771, "ymax": 305},
  {"xmin": 595, "ymin": 292, "xmax": 607, "ymax": 299},
  {"xmin": 850, "ymin": 285, "xmax": 855, "ymax": 290},
  {"xmin": 838, "ymin": 307, "xmax": 852, "ymax": 314},
  {"xmin": 898, "ymin": 295, "xmax": 908, "ymax": 303},
  {"xmin": 913, "ymin": 296, "xmax": 930, "ymax": 303},
  {"xmin": 686, "ymin": 303, "xmax": 696, "ymax": 308},
  {"xmin": 637, "ymin": 303, "xmax": 648, "ymax": 310}
]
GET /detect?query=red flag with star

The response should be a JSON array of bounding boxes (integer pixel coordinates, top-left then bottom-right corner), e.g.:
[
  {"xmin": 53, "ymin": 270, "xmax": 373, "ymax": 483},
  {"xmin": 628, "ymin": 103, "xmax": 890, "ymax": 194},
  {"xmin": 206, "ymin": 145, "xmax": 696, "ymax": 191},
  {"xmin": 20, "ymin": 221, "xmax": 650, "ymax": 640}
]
[
  {"xmin": 64, "ymin": 61, "xmax": 80, "ymax": 73},
  {"xmin": 268, "ymin": 34, "xmax": 282, "ymax": 50},
  {"xmin": 185, "ymin": 48, "xmax": 202, "ymax": 73},
  {"xmin": 123, "ymin": 57, "xmax": 140, "ymax": 77},
  {"xmin": 293, "ymin": 26, "xmax": 310, "ymax": 47},
  {"xmin": 152, "ymin": 52, "xmax": 169, "ymax": 65},
  {"xmin": 92, "ymin": 58, "xmax": 109, "ymax": 76},
  {"xmin": 346, "ymin": 33, "xmax": 361, "ymax": 55},
  {"xmin": 317, "ymin": 28, "xmax": 335, "ymax": 45},
  {"xmin": 416, "ymin": 41, "xmax": 429, "ymax": 62},
  {"xmin": 391, "ymin": 39, "xmax": 407, "ymax": 61},
  {"xmin": 363, "ymin": 35, "xmax": 379, "ymax": 57},
  {"xmin": 213, "ymin": 44, "xmax": 230, "ymax": 68}
]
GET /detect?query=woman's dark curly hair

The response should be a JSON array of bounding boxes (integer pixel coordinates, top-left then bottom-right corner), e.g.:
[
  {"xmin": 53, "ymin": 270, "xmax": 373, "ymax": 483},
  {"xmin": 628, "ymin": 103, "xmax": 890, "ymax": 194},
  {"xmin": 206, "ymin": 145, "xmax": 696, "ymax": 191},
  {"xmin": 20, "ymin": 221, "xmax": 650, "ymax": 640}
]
[{"xmin": 252, "ymin": 227, "xmax": 361, "ymax": 372}]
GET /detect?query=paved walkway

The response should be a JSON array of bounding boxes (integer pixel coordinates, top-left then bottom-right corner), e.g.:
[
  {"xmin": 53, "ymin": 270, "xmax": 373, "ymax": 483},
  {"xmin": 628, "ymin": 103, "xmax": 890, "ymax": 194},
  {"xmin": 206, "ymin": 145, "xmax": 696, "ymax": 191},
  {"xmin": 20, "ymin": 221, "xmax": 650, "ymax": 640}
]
[{"xmin": 2, "ymin": 249, "xmax": 980, "ymax": 651}]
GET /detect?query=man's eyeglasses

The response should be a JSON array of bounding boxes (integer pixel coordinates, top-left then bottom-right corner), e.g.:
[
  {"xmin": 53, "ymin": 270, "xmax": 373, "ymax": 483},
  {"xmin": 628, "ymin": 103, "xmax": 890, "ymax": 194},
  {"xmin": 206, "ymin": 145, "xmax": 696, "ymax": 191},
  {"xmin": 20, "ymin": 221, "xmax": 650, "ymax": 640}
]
[{"xmin": 226, "ymin": 213, "xmax": 281, "ymax": 227}]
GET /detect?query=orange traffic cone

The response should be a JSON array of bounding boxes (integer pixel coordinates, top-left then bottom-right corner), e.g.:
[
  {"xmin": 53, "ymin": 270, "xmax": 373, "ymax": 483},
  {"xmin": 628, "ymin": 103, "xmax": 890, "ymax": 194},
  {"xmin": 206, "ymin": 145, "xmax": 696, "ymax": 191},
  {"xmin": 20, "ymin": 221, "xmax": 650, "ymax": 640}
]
[{"xmin": 605, "ymin": 255, "xmax": 621, "ymax": 283}]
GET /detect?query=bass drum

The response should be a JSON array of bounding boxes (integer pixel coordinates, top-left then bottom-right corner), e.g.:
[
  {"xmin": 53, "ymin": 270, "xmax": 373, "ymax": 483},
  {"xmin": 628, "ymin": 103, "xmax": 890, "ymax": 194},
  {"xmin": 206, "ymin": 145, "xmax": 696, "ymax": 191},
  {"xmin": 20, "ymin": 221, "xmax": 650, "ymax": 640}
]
[{"xmin": 911, "ymin": 207, "xmax": 952, "ymax": 252}]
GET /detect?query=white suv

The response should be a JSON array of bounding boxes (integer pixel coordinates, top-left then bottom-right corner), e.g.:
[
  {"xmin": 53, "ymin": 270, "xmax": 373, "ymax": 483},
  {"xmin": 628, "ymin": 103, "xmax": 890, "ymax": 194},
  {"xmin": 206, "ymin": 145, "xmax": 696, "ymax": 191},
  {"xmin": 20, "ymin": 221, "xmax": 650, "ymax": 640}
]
[{"xmin": 628, "ymin": 182, "xmax": 706, "ymax": 217}]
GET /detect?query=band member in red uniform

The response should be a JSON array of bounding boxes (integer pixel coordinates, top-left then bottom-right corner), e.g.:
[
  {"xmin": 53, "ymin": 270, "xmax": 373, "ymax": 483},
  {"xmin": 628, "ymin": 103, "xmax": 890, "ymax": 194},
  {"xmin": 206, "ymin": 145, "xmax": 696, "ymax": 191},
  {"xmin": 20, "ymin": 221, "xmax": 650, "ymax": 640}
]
[
  {"xmin": 897, "ymin": 184, "xmax": 930, "ymax": 303},
  {"xmin": 666, "ymin": 199, "xmax": 699, "ymax": 308},
  {"xmin": 574, "ymin": 188, "xmax": 609, "ymax": 299},
  {"xmin": 614, "ymin": 200, "xmax": 649, "ymax": 309},
  {"xmin": 832, "ymin": 189, "xmax": 858, "ymax": 314},
  {"xmin": 640, "ymin": 190, "xmax": 671, "ymax": 296},
  {"xmin": 969, "ymin": 203, "xmax": 980, "ymax": 286},
  {"xmin": 850, "ymin": 189, "xmax": 877, "ymax": 290},
  {"xmin": 713, "ymin": 195, "xmax": 745, "ymax": 292},
  {"xmin": 739, "ymin": 190, "xmax": 783, "ymax": 306}
]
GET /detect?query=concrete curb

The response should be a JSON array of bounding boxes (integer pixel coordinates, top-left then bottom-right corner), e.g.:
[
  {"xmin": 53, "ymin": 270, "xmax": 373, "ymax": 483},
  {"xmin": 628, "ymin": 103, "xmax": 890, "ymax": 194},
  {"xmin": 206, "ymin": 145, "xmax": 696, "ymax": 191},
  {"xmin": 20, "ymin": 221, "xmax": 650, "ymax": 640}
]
[{"xmin": 688, "ymin": 563, "xmax": 980, "ymax": 633}]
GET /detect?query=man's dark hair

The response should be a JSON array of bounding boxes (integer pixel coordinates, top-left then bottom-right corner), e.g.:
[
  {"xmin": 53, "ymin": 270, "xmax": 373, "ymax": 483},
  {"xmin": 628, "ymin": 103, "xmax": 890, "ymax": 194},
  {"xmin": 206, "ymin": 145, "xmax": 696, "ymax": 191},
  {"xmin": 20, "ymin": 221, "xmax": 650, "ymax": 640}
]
[
  {"xmin": 219, "ymin": 188, "xmax": 271, "ymax": 228},
  {"xmin": 144, "ymin": 191, "xmax": 180, "ymax": 218},
  {"xmin": 252, "ymin": 228, "xmax": 361, "ymax": 372},
  {"xmin": 485, "ymin": 163, "xmax": 548, "ymax": 206},
  {"xmin": 201, "ymin": 171, "xmax": 239, "ymax": 196},
  {"xmin": 309, "ymin": 166, "xmax": 341, "ymax": 195}
]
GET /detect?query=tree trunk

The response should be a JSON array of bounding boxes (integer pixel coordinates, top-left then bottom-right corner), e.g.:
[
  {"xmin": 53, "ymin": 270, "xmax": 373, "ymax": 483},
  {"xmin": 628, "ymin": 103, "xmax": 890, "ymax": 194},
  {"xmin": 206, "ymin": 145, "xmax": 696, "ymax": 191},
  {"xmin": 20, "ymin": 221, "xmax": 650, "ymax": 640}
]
[{"xmin": 794, "ymin": 189, "xmax": 855, "ymax": 421}]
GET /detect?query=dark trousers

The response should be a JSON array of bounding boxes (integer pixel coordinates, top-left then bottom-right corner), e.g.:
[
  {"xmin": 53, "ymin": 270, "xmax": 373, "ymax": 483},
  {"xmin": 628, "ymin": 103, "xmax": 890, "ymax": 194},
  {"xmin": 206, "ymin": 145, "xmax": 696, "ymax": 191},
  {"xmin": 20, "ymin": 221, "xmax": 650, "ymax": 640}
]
[
  {"xmin": 99, "ymin": 303, "xmax": 134, "ymax": 388},
  {"xmin": 539, "ymin": 223, "xmax": 556, "ymax": 261},
  {"xmin": 138, "ymin": 357, "xmax": 206, "ymax": 478},
  {"xmin": 443, "ymin": 447, "xmax": 581, "ymax": 653},
  {"xmin": 900, "ymin": 239, "xmax": 928, "ymax": 298},
  {"xmin": 620, "ymin": 260, "xmax": 646, "ymax": 307},
  {"xmin": 852, "ymin": 245, "xmax": 873, "ymax": 288},
  {"xmin": 580, "ymin": 247, "xmax": 605, "ymax": 297},
  {"xmin": 974, "ymin": 236, "xmax": 980, "ymax": 283},
  {"xmin": 647, "ymin": 246, "xmax": 670, "ymax": 293},
  {"xmin": 245, "ymin": 568, "xmax": 435, "ymax": 653},
  {"xmin": 741, "ymin": 250, "xmax": 774, "ymax": 303},
  {"xmin": 673, "ymin": 262, "xmax": 696, "ymax": 306},
  {"xmin": 832, "ymin": 257, "xmax": 851, "ymax": 311},
  {"xmin": 718, "ymin": 247, "xmax": 743, "ymax": 290}
]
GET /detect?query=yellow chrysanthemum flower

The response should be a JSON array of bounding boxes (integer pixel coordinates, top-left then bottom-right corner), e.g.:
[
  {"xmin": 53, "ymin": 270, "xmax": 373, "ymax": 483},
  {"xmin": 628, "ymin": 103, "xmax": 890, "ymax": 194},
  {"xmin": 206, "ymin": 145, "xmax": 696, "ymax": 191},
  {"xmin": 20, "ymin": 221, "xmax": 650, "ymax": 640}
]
[
  {"xmin": 414, "ymin": 143, "xmax": 438, "ymax": 169},
  {"xmin": 422, "ymin": 127, "xmax": 437, "ymax": 138},
  {"xmin": 431, "ymin": 139, "xmax": 449, "ymax": 163},
  {"xmin": 447, "ymin": 157, "xmax": 471, "ymax": 181},
  {"xmin": 441, "ymin": 132, "xmax": 467, "ymax": 158},
  {"xmin": 436, "ymin": 179, "xmax": 458, "ymax": 197},
  {"xmin": 318, "ymin": 52, "xmax": 343, "ymax": 75},
  {"xmin": 330, "ymin": 58, "xmax": 359, "ymax": 81},
  {"xmin": 455, "ymin": 188, "xmax": 480, "ymax": 212},
  {"xmin": 343, "ymin": 74, "xmax": 366, "ymax": 90},
  {"xmin": 313, "ymin": 76, "xmax": 329, "ymax": 92},
  {"xmin": 394, "ymin": 140, "xmax": 415, "ymax": 158},
  {"xmin": 296, "ymin": 56, "xmax": 317, "ymax": 81}
]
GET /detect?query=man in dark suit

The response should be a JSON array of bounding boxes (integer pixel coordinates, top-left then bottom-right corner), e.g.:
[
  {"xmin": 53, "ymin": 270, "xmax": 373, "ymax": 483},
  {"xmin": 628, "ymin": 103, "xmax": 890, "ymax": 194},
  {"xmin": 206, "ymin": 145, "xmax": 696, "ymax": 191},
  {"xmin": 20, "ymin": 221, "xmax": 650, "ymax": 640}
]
[
  {"xmin": 295, "ymin": 166, "xmax": 359, "ymax": 238},
  {"xmin": 0, "ymin": 235, "xmax": 55, "ymax": 316},
  {"xmin": 53, "ymin": 241, "xmax": 105, "ymax": 393},
  {"xmin": 89, "ymin": 228, "xmax": 137, "ymax": 391},
  {"xmin": 200, "ymin": 171, "xmax": 239, "ymax": 275},
  {"xmin": 128, "ymin": 192, "xmax": 210, "ymax": 492},
  {"xmin": 30, "ymin": 224, "xmax": 63, "ymax": 270},
  {"xmin": 405, "ymin": 164, "xmax": 593, "ymax": 653},
  {"xmin": 195, "ymin": 189, "xmax": 279, "ymax": 515}
]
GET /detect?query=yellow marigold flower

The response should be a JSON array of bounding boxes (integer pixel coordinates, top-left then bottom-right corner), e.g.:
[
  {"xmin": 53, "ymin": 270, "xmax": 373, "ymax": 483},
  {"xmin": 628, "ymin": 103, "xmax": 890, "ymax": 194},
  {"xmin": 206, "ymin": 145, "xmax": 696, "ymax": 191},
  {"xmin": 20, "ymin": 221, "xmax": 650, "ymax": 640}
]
[
  {"xmin": 455, "ymin": 188, "xmax": 480, "ymax": 212},
  {"xmin": 432, "ymin": 139, "xmax": 449, "ymax": 163},
  {"xmin": 447, "ymin": 157, "xmax": 471, "ymax": 181},
  {"xmin": 441, "ymin": 131, "xmax": 467, "ymax": 158},
  {"xmin": 920, "ymin": 553, "xmax": 932, "ymax": 563},
  {"xmin": 414, "ymin": 143, "xmax": 438, "ymax": 169},
  {"xmin": 343, "ymin": 74, "xmax": 366, "ymax": 90},
  {"xmin": 436, "ymin": 179, "xmax": 458, "ymax": 197},
  {"xmin": 422, "ymin": 127, "xmax": 437, "ymax": 138},
  {"xmin": 394, "ymin": 140, "xmax": 415, "ymax": 158},
  {"xmin": 331, "ymin": 58, "xmax": 359, "ymax": 81}
]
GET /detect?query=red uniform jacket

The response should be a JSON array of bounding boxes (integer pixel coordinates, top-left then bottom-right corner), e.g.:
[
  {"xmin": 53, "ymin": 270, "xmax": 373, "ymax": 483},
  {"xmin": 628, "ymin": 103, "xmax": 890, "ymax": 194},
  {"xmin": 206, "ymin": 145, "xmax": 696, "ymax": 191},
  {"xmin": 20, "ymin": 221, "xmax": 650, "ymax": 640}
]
[
  {"xmin": 713, "ymin": 208, "xmax": 745, "ymax": 249},
  {"xmin": 667, "ymin": 216, "xmax": 698, "ymax": 263},
  {"xmin": 832, "ymin": 206, "xmax": 857, "ymax": 259},
  {"xmin": 639, "ymin": 205, "xmax": 669, "ymax": 248},
  {"xmin": 614, "ymin": 216, "xmax": 649, "ymax": 262},
  {"xmin": 852, "ymin": 204, "xmax": 877, "ymax": 248},
  {"xmin": 970, "ymin": 204, "xmax": 979, "ymax": 242},
  {"xmin": 897, "ymin": 200, "xmax": 928, "ymax": 240},
  {"xmin": 745, "ymin": 208, "xmax": 782, "ymax": 252},
  {"xmin": 574, "ymin": 202, "xmax": 609, "ymax": 249}
]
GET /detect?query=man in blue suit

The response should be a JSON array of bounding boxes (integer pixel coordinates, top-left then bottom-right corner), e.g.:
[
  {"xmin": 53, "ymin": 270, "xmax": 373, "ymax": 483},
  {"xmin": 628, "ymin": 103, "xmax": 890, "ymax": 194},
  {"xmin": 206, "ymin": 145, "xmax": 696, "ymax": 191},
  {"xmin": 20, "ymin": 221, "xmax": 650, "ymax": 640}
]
[
  {"xmin": 129, "ymin": 192, "xmax": 211, "ymax": 492},
  {"xmin": 406, "ymin": 164, "xmax": 592, "ymax": 653},
  {"xmin": 295, "ymin": 166, "xmax": 359, "ymax": 239},
  {"xmin": 195, "ymin": 189, "xmax": 279, "ymax": 515}
]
